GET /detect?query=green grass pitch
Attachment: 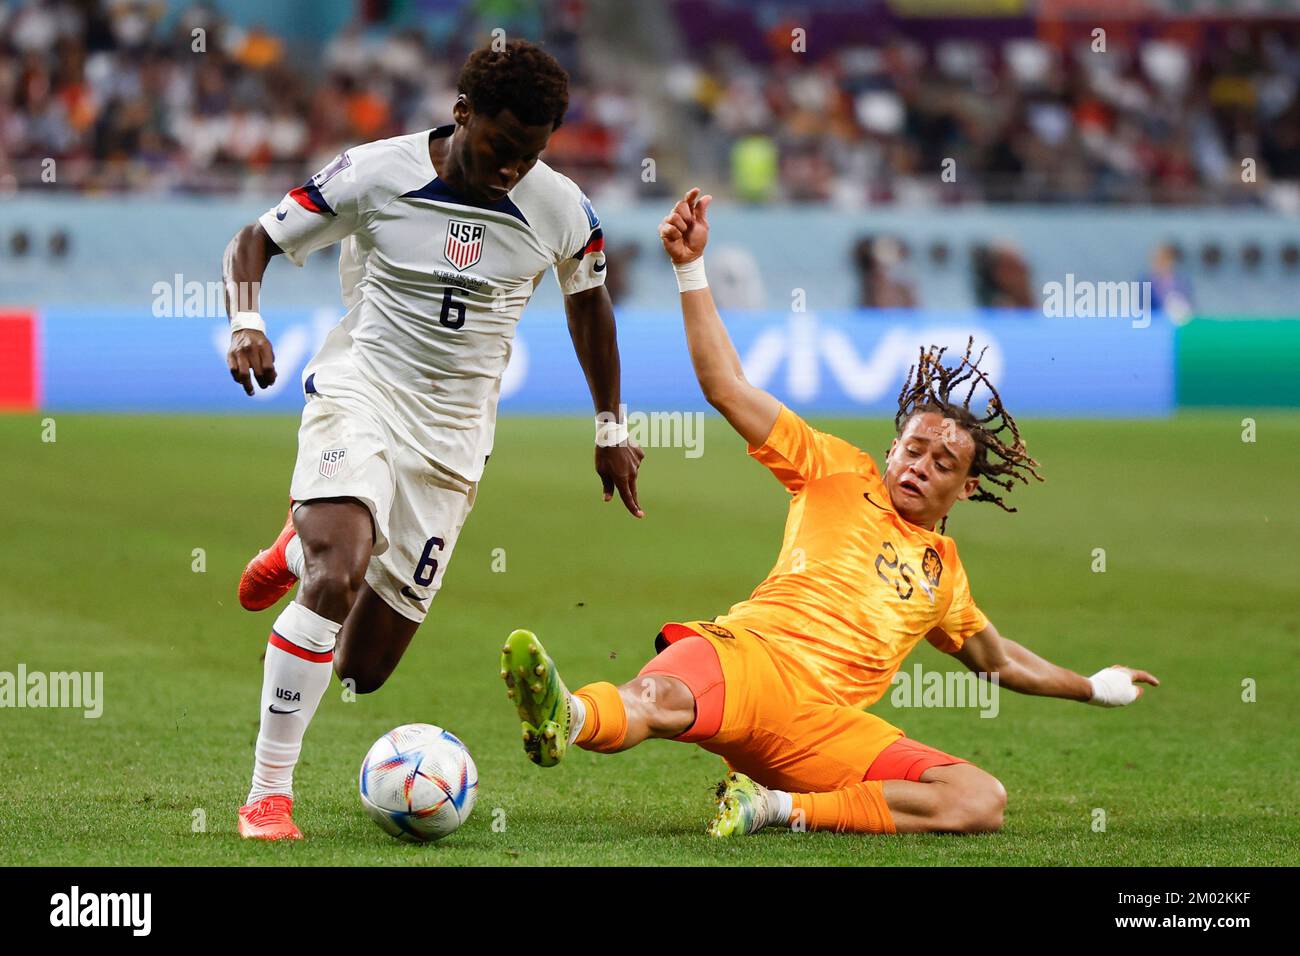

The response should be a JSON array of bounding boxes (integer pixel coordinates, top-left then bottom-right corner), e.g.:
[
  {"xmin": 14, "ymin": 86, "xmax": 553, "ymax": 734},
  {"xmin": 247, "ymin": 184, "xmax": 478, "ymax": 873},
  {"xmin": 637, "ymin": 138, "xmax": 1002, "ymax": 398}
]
[{"xmin": 0, "ymin": 412, "xmax": 1296, "ymax": 866}]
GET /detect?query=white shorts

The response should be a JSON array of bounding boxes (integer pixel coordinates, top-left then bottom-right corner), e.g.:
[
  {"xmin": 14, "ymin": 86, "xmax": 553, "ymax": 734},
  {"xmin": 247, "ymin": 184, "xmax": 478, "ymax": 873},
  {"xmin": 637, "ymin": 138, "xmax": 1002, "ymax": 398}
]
[{"xmin": 289, "ymin": 386, "xmax": 477, "ymax": 623}]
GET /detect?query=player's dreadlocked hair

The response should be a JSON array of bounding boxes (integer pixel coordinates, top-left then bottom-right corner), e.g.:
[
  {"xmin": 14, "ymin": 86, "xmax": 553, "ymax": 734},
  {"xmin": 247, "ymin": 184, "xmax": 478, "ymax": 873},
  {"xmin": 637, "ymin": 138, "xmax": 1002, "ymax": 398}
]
[
  {"xmin": 457, "ymin": 40, "xmax": 570, "ymax": 129},
  {"xmin": 895, "ymin": 338, "xmax": 1044, "ymax": 525}
]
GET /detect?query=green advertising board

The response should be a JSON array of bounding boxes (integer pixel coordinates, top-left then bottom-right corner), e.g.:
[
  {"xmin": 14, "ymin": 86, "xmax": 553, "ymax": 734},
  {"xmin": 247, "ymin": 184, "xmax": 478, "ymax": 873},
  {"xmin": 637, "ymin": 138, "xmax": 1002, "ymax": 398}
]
[{"xmin": 1177, "ymin": 317, "xmax": 1300, "ymax": 407}]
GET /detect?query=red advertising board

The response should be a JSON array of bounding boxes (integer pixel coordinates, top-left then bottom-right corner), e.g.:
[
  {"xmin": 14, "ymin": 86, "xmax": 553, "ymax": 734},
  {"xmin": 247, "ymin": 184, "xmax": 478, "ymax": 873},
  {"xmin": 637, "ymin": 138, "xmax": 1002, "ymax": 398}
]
[{"xmin": 0, "ymin": 311, "xmax": 38, "ymax": 411}]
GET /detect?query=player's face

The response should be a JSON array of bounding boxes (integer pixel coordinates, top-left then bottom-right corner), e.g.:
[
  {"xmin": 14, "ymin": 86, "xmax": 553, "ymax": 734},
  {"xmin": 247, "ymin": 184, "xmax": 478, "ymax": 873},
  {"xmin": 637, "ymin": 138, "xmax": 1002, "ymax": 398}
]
[
  {"xmin": 884, "ymin": 412, "xmax": 980, "ymax": 529},
  {"xmin": 453, "ymin": 100, "xmax": 553, "ymax": 202}
]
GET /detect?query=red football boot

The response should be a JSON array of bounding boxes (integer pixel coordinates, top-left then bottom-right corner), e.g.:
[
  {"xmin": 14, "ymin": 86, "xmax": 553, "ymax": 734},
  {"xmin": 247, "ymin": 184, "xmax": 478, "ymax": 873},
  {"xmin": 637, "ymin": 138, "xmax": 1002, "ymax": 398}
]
[
  {"xmin": 238, "ymin": 508, "xmax": 298, "ymax": 611},
  {"xmin": 237, "ymin": 794, "xmax": 303, "ymax": 840}
]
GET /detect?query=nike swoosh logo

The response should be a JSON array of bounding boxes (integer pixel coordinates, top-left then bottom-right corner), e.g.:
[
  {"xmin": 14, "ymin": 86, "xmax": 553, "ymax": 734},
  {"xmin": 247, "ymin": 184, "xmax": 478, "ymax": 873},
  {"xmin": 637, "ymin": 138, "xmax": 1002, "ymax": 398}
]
[
  {"xmin": 267, "ymin": 705, "xmax": 300, "ymax": 715},
  {"xmin": 400, "ymin": 585, "xmax": 428, "ymax": 603},
  {"xmin": 863, "ymin": 491, "xmax": 891, "ymax": 512},
  {"xmin": 593, "ymin": 259, "xmax": 606, "ymax": 272},
  {"xmin": 276, "ymin": 206, "xmax": 288, "ymax": 221}
]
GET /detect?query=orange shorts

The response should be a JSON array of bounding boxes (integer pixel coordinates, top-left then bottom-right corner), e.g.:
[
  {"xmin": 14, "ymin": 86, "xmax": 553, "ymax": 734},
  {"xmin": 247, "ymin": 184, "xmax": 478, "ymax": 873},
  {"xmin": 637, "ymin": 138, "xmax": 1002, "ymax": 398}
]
[{"xmin": 639, "ymin": 621, "xmax": 968, "ymax": 793}]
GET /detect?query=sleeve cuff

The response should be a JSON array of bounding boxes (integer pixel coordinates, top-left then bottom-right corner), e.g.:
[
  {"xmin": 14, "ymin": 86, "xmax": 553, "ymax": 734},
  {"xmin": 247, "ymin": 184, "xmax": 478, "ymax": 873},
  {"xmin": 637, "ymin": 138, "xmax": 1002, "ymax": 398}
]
[
  {"xmin": 558, "ymin": 267, "xmax": 607, "ymax": 298},
  {"xmin": 746, "ymin": 404, "xmax": 788, "ymax": 457},
  {"xmin": 926, "ymin": 629, "xmax": 963, "ymax": 653},
  {"xmin": 257, "ymin": 210, "xmax": 306, "ymax": 267}
]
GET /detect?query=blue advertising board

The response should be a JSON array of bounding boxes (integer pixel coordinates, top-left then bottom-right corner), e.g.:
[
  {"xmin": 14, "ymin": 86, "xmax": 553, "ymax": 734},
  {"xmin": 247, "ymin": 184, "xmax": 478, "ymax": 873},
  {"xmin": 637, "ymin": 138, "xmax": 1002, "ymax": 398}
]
[{"xmin": 38, "ymin": 306, "xmax": 1173, "ymax": 416}]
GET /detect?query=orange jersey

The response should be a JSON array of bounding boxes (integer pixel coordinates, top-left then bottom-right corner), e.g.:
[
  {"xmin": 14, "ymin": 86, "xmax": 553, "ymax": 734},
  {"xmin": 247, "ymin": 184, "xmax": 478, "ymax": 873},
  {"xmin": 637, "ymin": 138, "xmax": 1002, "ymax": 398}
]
[{"xmin": 714, "ymin": 406, "xmax": 988, "ymax": 709}]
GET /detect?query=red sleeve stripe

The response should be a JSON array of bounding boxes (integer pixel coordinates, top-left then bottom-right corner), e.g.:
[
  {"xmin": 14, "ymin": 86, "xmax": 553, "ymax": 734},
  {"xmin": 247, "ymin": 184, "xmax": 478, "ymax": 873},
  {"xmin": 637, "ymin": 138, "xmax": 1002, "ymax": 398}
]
[
  {"xmin": 289, "ymin": 182, "xmax": 335, "ymax": 216},
  {"xmin": 269, "ymin": 631, "xmax": 334, "ymax": 663},
  {"xmin": 575, "ymin": 228, "xmax": 605, "ymax": 259}
]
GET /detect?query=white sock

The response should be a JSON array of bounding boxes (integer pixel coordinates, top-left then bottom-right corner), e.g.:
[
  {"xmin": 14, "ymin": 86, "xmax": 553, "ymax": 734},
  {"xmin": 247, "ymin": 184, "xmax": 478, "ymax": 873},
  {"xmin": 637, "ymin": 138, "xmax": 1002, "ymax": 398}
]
[
  {"xmin": 246, "ymin": 601, "xmax": 340, "ymax": 804},
  {"xmin": 284, "ymin": 534, "xmax": 304, "ymax": 579},
  {"xmin": 766, "ymin": 788, "xmax": 794, "ymax": 828},
  {"xmin": 566, "ymin": 693, "xmax": 586, "ymax": 745}
]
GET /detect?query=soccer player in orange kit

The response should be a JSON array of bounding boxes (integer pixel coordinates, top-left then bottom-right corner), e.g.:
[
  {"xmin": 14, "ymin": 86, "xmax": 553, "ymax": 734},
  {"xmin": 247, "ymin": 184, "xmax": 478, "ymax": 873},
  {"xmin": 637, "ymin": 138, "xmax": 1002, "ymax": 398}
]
[{"xmin": 499, "ymin": 189, "xmax": 1160, "ymax": 837}]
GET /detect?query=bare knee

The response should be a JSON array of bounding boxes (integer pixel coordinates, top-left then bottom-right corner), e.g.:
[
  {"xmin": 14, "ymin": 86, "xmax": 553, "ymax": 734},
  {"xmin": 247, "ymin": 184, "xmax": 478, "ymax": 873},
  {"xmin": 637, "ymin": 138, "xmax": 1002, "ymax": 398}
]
[
  {"xmin": 299, "ymin": 558, "xmax": 367, "ymax": 620},
  {"xmin": 622, "ymin": 674, "xmax": 696, "ymax": 737},
  {"xmin": 294, "ymin": 500, "xmax": 374, "ymax": 620},
  {"xmin": 333, "ymin": 652, "xmax": 393, "ymax": 695},
  {"xmin": 937, "ymin": 766, "xmax": 1007, "ymax": 833}
]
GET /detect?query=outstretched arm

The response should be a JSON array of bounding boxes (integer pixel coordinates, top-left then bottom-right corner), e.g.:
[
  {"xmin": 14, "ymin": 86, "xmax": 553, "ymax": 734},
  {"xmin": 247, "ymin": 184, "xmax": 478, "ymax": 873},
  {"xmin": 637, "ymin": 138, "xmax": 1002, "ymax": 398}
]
[
  {"xmin": 564, "ymin": 284, "xmax": 645, "ymax": 518},
  {"xmin": 947, "ymin": 621, "xmax": 1159, "ymax": 706},
  {"xmin": 658, "ymin": 188, "xmax": 780, "ymax": 448},
  {"xmin": 222, "ymin": 223, "xmax": 282, "ymax": 396}
]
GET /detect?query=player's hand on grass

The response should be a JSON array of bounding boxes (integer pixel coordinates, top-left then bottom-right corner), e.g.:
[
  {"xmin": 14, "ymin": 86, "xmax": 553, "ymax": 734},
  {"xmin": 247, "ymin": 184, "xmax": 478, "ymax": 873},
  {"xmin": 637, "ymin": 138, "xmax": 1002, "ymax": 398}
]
[
  {"xmin": 1086, "ymin": 665, "xmax": 1160, "ymax": 707},
  {"xmin": 659, "ymin": 187, "xmax": 712, "ymax": 265},
  {"xmin": 227, "ymin": 328, "xmax": 277, "ymax": 396},
  {"xmin": 596, "ymin": 440, "xmax": 645, "ymax": 518}
]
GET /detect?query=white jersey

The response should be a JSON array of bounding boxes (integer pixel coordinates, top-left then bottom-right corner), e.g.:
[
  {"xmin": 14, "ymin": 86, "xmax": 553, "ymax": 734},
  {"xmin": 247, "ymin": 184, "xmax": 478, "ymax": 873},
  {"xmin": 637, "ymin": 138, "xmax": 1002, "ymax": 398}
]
[{"xmin": 258, "ymin": 125, "xmax": 607, "ymax": 482}]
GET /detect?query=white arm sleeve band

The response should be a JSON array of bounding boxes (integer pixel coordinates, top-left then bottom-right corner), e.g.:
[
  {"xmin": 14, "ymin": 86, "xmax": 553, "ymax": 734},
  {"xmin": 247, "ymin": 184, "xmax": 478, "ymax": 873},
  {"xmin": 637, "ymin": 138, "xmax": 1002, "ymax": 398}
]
[
  {"xmin": 672, "ymin": 257, "xmax": 708, "ymax": 293},
  {"xmin": 230, "ymin": 311, "xmax": 266, "ymax": 335},
  {"xmin": 1087, "ymin": 667, "xmax": 1139, "ymax": 707}
]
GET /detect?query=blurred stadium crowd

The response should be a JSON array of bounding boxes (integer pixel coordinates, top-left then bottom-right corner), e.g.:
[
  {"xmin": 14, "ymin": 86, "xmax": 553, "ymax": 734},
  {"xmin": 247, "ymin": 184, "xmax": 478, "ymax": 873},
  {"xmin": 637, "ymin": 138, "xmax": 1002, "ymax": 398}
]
[
  {"xmin": 0, "ymin": 0, "xmax": 632, "ymax": 194},
  {"xmin": 4, "ymin": 0, "xmax": 1300, "ymax": 209}
]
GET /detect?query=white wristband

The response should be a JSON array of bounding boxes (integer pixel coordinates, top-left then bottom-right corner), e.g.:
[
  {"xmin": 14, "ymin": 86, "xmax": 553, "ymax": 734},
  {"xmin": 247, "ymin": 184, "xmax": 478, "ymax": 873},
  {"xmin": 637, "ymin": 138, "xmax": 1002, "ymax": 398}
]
[
  {"xmin": 595, "ymin": 417, "xmax": 629, "ymax": 447},
  {"xmin": 1087, "ymin": 667, "xmax": 1138, "ymax": 707},
  {"xmin": 672, "ymin": 257, "xmax": 708, "ymax": 293},
  {"xmin": 230, "ymin": 311, "xmax": 266, "ymax": 335}
]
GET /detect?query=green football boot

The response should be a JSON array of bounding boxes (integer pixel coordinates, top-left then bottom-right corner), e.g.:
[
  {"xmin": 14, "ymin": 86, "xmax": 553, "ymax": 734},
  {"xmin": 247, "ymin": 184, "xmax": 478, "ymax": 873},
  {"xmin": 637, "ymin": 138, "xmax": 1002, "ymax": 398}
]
[
  {"xmin": 707, "ymin": 771, "xmax": 773, "ymax": 838},
  {"xmin": 499, "ymin": 629, "xmax": 572, "ymax": 767}
]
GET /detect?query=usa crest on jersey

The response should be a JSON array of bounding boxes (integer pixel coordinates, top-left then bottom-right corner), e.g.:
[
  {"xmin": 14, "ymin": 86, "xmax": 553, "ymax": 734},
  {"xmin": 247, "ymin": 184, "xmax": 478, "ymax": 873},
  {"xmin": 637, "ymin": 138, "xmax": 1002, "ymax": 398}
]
[
  {"xmin": 444, "ymin": 220, "xmax": 485, "ymax": 271},
  {"xmin": 319, "ymin": 448, "xmax": 347, "ymax": 478}
]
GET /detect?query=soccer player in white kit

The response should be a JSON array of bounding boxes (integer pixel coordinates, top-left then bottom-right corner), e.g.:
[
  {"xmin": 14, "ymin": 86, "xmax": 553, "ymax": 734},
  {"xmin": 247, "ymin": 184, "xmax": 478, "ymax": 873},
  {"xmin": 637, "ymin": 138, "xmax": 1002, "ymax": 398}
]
[{"xmin": 220, "ymin": 41, "xmax": 644, "ymax": 839}]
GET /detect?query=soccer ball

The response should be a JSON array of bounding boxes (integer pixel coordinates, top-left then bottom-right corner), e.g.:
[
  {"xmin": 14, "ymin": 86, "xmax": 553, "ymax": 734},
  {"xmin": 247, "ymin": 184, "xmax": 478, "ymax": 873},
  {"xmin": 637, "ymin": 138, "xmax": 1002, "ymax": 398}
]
[{"xmin": 359, "ymin": 723, "xmax": 478, "ymax": 842}]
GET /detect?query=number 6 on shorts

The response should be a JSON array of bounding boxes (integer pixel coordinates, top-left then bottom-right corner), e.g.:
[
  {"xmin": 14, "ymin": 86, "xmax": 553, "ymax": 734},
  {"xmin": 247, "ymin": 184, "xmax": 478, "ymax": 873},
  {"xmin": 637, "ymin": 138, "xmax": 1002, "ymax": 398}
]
[{"xmin": 414, "ymin": 536, "xmax": 445, "ymax": 587}]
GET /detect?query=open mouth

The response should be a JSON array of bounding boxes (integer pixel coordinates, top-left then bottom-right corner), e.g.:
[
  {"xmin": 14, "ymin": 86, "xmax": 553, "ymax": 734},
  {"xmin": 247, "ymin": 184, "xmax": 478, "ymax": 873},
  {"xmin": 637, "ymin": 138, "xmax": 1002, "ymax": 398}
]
[{"xmin": 899, "ymin": 478, "xmax": 924, "ymax": 498}]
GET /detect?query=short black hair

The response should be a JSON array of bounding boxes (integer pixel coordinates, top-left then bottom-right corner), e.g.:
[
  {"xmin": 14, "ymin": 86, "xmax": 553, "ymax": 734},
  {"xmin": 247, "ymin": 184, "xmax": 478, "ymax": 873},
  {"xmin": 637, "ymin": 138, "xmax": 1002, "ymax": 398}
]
[{"xmin": 457, "ymin": 39, "xmax": 570, "ymax": 129}]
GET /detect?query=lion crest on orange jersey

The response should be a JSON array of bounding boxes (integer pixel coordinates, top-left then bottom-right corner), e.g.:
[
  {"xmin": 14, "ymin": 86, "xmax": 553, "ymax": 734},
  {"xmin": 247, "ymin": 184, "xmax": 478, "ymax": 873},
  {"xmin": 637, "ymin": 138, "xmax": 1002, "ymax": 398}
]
[{"xmin": 922, "ymin": 547, "xmax": 943, "ymax": 589}]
